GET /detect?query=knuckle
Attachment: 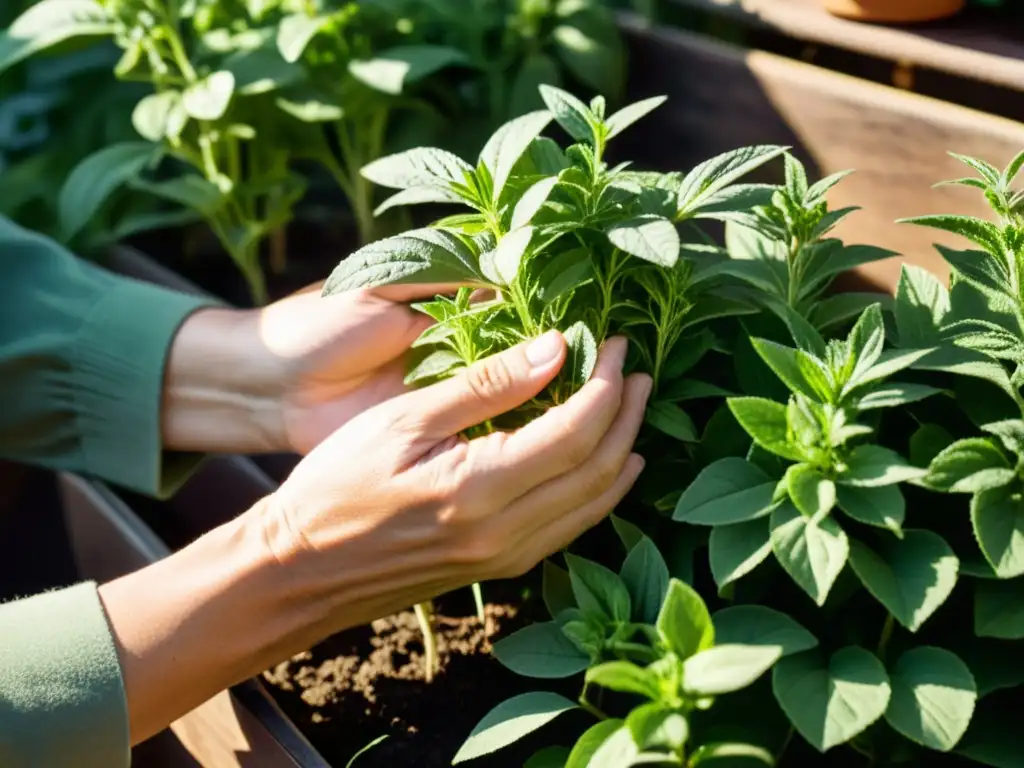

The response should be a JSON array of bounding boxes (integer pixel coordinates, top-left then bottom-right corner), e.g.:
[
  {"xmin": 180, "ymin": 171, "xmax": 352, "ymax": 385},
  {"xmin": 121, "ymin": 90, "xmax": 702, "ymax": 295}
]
[
  {"xmin": 458, "ymin": 531, "xmax": 505, "ymax": 567},
  {"xmin": 465, "ymin": 357, "xmax": 515, "ymax": 402}
]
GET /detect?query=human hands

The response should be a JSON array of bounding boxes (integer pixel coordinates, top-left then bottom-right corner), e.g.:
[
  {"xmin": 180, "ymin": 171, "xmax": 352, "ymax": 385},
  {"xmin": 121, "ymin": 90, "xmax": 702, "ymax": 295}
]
[
  {"xmin": 161, "ymin": 283, "xmax": 446, "ymax": 455},
  {"xmin": 263, "ymin": 329, "xmax": 652, "ymax": 635}
]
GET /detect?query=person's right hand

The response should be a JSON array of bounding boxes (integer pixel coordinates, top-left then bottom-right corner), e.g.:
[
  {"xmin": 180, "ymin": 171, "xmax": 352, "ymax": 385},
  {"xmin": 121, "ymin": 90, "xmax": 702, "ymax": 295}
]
[{"xmin": 263, "ymin": 328, "xmax": 653, "ymax": 635}]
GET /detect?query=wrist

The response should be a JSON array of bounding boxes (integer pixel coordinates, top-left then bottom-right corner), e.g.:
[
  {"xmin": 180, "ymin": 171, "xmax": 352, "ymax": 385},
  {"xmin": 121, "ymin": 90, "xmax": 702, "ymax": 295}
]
[
  {"xmin": 97, "ymin": 498, "xmax": 327, "ymax": 743},
  {"xmin": 162, "ymin": 307, "xmax": 289, "ymax": 453}
]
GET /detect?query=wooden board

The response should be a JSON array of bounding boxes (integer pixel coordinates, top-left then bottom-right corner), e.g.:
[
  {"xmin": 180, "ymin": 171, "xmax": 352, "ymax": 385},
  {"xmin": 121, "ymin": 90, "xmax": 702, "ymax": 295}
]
[
  {"xmin": 616, "ymin": 14, "xmax": 1024, "ymax": 290},
  {"xmin": 668, "ymin": 0, "xmax": 1024, "ymax": 92}
]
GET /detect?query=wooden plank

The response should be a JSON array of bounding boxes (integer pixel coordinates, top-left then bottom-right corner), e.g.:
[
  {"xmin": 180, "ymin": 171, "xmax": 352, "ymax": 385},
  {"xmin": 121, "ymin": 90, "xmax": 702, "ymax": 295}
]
[
  {"xmin": 667, "ymin": 0, "xmax": 1024, "ymax": 93},
  {"xmin": 616, "ymin": 14, "xmax": 1024, "ymax": 291}
]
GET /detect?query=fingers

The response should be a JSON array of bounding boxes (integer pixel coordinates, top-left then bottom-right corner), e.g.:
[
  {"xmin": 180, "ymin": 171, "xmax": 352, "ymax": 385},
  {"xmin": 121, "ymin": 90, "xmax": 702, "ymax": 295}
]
[
  {"xmin": 504, "ymin": 372, "xmax": 651, "ymax": 519},
  {"xmin": 503, "ymin": 454, "xmax": 646, "ymax": 579},
  {"xmin": 491, "ymin": 337, "xmax": 631, "ymax": 489},
  {"xmin": 388, "ymin": 330, "xmax": 567, "ymax": 444}
]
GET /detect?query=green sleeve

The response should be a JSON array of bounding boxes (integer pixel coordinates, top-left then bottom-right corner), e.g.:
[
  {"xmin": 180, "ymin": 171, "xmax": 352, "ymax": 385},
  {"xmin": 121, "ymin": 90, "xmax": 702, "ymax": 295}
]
[
  {"xmin": 0, "ymin": 217, "xmax": 219, "ymax": 497},
  {"xmin": 0, "ymin": 583, "xmax": 129, "ymax": 768}
]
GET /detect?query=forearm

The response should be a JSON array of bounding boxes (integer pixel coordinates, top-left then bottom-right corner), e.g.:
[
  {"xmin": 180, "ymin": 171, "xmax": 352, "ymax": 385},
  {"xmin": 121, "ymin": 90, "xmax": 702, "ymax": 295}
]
[
  {"xmin": 161, "ymin": 308, "xmax": 286, "ymax": 454},
  {"xmin": 96, "ymin": 499, "xmax": 320, "ymax": 744}
]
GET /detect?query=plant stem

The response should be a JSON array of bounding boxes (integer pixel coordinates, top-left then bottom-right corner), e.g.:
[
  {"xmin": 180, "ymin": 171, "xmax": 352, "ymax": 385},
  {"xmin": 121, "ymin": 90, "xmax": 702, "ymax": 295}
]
[
  {"xmin": 269, "ymin": 226, "xmax": 287, "ymax": 275},
  {"xmin": 471, "ymin": 582, "xmax": 486, "ymax": 625},
  {"xmin": 876, "ymin": 613, "xmax": 895, "ymax": 661},
  {"xmin": 775, "ymin": 726, "xmax": 795, "ymax": 765},
  {"xmin": 578, "ymin": 683, "xmax": 609, "ymax": 721},
  {"xmin": 413, "ymin": 601, "xmax": 438, "ymax": 684}
]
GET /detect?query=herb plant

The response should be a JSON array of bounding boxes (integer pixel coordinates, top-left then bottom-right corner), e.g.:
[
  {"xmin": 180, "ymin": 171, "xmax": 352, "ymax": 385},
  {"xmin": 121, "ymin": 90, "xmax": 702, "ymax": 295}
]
[{"xmin": 323, "ymin": 108, "xmax": 1024, "ymax": 763}]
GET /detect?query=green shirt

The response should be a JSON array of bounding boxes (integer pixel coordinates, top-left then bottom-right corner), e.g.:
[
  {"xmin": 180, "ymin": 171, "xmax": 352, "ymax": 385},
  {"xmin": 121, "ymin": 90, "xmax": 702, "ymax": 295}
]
[{"xmin": 0, "ymin": 217, "xmax": 216, "ymax": 766}]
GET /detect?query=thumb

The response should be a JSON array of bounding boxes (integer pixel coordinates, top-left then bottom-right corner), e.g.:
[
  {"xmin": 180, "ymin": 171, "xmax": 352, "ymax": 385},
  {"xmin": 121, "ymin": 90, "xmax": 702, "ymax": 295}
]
[{"xmin": 400, "ymin": 330, "xmax": 566, "ymax": 440}]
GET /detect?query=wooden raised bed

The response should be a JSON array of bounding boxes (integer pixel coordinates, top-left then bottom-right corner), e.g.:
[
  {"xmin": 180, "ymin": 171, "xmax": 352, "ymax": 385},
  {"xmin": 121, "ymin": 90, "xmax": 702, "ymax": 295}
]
[
  {"xmin": 615, "ymin": 12, "xmax": 1024, "ymax": 290},
  {"xmin": 665, "ymin": 0, "xmax": 1024, "ymax": 92}
]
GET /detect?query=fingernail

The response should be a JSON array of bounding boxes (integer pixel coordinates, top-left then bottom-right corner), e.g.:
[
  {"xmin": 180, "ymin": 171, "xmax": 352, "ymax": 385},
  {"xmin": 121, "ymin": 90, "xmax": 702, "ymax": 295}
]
[
  {"xmin": 526, "ymin": 330, "xmax": 563, "ymax": 367},
  {"xmin": 641, "ymin": 375, "xmax": 654, "ymax": 400}
]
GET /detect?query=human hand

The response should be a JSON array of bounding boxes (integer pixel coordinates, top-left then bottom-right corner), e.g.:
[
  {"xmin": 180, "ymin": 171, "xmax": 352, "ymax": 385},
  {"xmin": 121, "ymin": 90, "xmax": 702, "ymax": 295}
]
[
  {"xmin": 101, "ymin": 329, "xmax": 649, "ymax": 744},
  {"xmin": 263, "ymin": 330, "xmax": 652, "ymax": 634},
  {"xmin": 161, "ymin": 283, "xmax": 445, "ymax": 455}
]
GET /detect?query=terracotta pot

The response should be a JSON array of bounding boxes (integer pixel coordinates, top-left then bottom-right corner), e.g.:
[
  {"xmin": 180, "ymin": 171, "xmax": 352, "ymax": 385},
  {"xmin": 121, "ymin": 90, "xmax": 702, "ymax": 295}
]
[{"xmin": 821, "ymin": 0, "xmax": 965, "ymax": 22}]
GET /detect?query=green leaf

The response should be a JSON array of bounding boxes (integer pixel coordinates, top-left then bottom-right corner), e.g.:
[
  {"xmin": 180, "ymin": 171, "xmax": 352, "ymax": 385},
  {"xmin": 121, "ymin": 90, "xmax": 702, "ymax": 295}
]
[
  {"xmin": 958, "ymin": 711, "xmax": 1024, "ymax": 768},
  {"xmin": 539, "ymin": 84, "xmax": 593, "ymax": 142},
  {"xmin": 683, "ymin": 644, "xmax": 783, "ymax": 697},
  {"xmin": 482, "ymin": 226, "xmax": 533, "ymax": 286},
  {"xmin": 452, "ymin": 692, "xmax": 578, "ymax": 763},
  {"xmin": 786, "ymin": 464, "xmax": 837, "ymax": 519},
  {"xmin": 772, "ymin": 647, "xmax": 891, "ymax": 752},
  {"xmin": 58, "ymin": 142, "xmax": 157, "ymax": 243},
  {"xmin": 551, "ymin": 13, "xmax": 623, "ymax": 96},
  {"xmin": 900, "ymin": 214, "xmax": 1005, "ymax": 256},
  {"xmin": 836, "ymin": 484, "xmax": 905, "ymax": 536},
  {"xmin": 132, "ymin": 91, "xmax": 181, "ymax": 143},
  {"xmin": 512, "ymin": 177, "xmax": 559, "ymax": 230},
  {"xmin": 509, "ymin": 53, "xmax": 561, "ymax": 117},
  {"xmin": 926, "ymin": 438, "xmax": 1013, "ymax": 493},
  {"xmin": 562, "ymin": 321, "xmax": 598, "ymax": 392},
  {"xmin": 130, "ymin": 175, "xmax": 225, "ymax": 215},
  {"xmin": 362, "ymin": 147, "xmax": 473, "ymax": 191},
  {"xmin": 565, "ymin": 719, "xmax": 622, "ymax": 768},
  {"xmin": 813, "ymin": 292, "xmax": 892, "ymax": 334},
  {"xmin": 688, "ymin": 743, "xmax": 774, "ymax": 766},
  {"xmin": 223, "ymin": 45, "xmax": 302, "ymax": 96},
  {"xmin": 565, "ymin": 553, "xmax": 631, "ymax": 623},
  {"xmin": 620, "ymin": 536, "xmax": 670, "ymax": 624},
  {"xmin": 322, "ymin": 228, "xmax": 483, "ymax": 295},
  {"xmin": 857, "ymin": 382, "xmax": 943, "ymax": 410},
  {"xmin": 404, "ymin": 349, "xmax": 462, "ymax": 385},
  {"xmin": 182, "ymin": 71, "xmax": 235, "ymax": 121},
  {"xmin": 535, "ymin": 248, "xmax": 592, "ymax": 303},
  {"xmin": 910, "ymin": 424, "xmax": 955, "ymax": 467},
  {"xmin": 344, "ymin": 734, "xmax": 388, "ymax": 768},
  {"xmin": 493, "ymin": 622, "xmax": 590, "ymax": 679},
  {"xmin": 939, "ymin": 245, "xmax": 1011, "ymax": 297},
  {"xmin": 972, "ymin": 486, "xmax": 1024, "ymax": 579},
  {"xmin": 771, "ymin": 504, "xmax": 849, "ymax": 606},
  {"xmin": 479, "ymin": 111, "xmax": 553, "ymax": 203},
  {"xmin": 525, "ymin": 745, "xmax": 570, "ymax": 768},
  {"xmin": 727, "ymin": 397, "xmax": 804, "ymax": 461},
  {"xmin": 750, "ymin": 339, "xmax": 832, "ymax": 403},
  {"xmin": 974, "ymin": 578, "xmax": 1024, "ymax": 639},
  {"xmin": 374, "ymin": 186, "xmax": 465, "ymax": 216},
  {"xmin": 610, "ymin": 514, "xmax": 644, "ymax": 553},
  {"xmin": 543, "ymin": 559, "xmax": 575, "ymax": 618},
  {"xmin": 709, "ymin": 520, "xmax": 773, "ymax": 590},
  {"xmin": 606, "ymin": 215, "xmax": 680, "ymax": 267},
  {"xmin": 657, "ymin": 578, "xmax": 714, "ymax": 660},
  {"xmin": 712, "ymin": 605, "xmax": 818, "ymax": 657},
  {"xmin": 983, "ymin": 419, "xmax": 1024, "ymax": 457},
  {"xmin": 0, "ymin": 0, "xmax": 113, "ymax": 75},
  {"xmin": 677, "ymin": 145, "xmax": 789, "ymax": 218},
  {"xmin": 275, "ymin": 92, "xmax": 343, "ymax": 122},
  {"xmin": 895, "ymin": 264, "xmax": 950, "ymax": 346},
  {"xmin": 605, "ymin": 96, "xmax": 667, "ymax": 139},
  {"xmin": 841, "ymin": 445, "xmax": 926, "ymax": 487},
  {"xmin": 587, "ymin": 725, "xmax": 639, "ymax": 768},
  {"xmin": 674, "ymin": 458, "xmax": 779, "ymax": 526},
  {"xmin": 276, "ymin": 14, "xmax": 328, "ymax": 62},
  {"xmin": 586, "ymin": 661, "xmax": 661, "ymax": 700},
  {"xmin": 847, "ymin": 531, "xmax": 959, "ymax": 631},
  {"xmin": 645, "ymin": 402, "xmax": 697, "ymax": 442},
  {"xmin": 854, "ymin": 348, "xmax": 935, "ymax": 389},
  {"xmin": 348, "ymin": 45, "xmax": 468, "ymax": 95},
  {"xmin": 885, "ymin": 647, "xmax": 976, "ymax": 752},
  {"xmin": 626, "ymin": 704, "xmax": 688, "ymax": 752}
]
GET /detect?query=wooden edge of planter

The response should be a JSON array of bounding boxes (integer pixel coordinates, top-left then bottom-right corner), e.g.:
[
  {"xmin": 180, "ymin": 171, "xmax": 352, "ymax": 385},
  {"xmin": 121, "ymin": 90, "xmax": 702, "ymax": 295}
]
[
  {"xmin": 615, "ymin": 12, "xmax": 1024, "ymax": 292},
  {"xmin": 58, "ymin": 472, "xmax": 328, "ymax": 767}
]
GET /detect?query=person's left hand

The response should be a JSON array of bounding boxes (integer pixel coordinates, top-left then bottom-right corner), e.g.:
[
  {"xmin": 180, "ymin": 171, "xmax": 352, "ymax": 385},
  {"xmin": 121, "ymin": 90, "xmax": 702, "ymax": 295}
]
[{"xmin": 161, "ymin": 283, "xmax": 448, "ymax": 455}]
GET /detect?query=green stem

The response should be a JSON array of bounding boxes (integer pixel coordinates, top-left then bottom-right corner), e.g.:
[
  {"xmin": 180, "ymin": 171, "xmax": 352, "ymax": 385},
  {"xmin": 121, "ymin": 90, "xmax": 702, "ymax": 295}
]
[
  {"xmin": 876, "ymin": 613, "xmax": 895, "ymax": 662},
  {"xmin": 413, "ymin": 601, "xmax": 439, "ymax": 683},
  {"xmin": 775, "ymin": 726, "xmax": 795, "ymax": 765},
  {"xmin": 578, "ymin": 683, "xmax": 609, "ymax": 721},
  {"xmin": 471, "ymin": 582, "xmax": 486, "ymax": 624}
]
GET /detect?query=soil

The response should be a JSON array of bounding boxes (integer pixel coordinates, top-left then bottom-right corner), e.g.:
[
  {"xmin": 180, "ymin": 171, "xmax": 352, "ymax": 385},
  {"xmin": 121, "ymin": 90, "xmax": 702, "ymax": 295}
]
[{"xmin": 260, "ymin": 580, "xmax": 585, "ymax": 768}]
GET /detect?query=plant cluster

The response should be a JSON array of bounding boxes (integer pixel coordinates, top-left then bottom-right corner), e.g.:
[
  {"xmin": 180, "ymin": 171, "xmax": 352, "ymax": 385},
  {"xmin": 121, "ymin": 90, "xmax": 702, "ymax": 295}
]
[
  {"xmin": 319, "ymin": 86, "xmax": 1024, "ymax": 767},
  {"xmin": 0, "ymin": 0, "xmax": 623, "ymax": 304}
]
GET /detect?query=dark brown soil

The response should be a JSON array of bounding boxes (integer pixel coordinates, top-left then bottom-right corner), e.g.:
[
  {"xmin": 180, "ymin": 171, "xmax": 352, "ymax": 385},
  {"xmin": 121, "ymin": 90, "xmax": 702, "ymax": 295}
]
[{"xmin": 261, "ymin": 585, "xmax": 583, "ymax": 768}]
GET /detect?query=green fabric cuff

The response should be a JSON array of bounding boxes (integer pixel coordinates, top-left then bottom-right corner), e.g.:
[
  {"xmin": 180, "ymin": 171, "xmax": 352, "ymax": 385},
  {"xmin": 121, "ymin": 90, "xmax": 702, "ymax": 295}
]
[
  {"xmin": 0, "ymin": 582, "xmax": 129, "ymax": 768},
  {"xmin": 71, "ymin": 276, "xmax": 216, "ymax": 498}
]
